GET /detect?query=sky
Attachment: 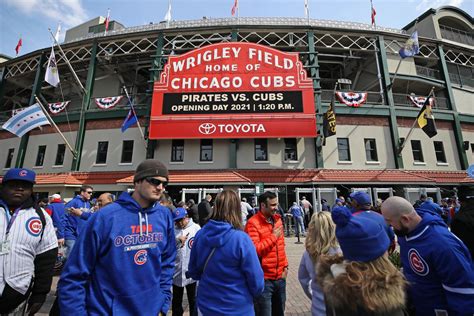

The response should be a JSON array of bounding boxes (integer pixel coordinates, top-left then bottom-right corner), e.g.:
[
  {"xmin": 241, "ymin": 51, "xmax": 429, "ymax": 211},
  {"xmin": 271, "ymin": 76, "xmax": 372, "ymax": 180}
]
[{"xmin": 0, "ymin": 0, "xmax": 472, "ymax": 57}]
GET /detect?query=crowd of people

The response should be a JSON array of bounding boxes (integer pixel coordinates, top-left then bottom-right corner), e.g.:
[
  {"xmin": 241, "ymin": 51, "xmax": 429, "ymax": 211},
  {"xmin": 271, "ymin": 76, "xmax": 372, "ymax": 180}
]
[{"xmin": 1, "ymin": 160, "xmax": 474, "ymax": 315}]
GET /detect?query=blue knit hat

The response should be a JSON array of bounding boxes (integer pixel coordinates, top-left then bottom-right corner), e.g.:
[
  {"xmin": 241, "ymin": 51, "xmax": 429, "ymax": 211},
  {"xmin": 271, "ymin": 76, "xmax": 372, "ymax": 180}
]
[
  {"xmin": 332, "ymin": 206, "xmax": 389, "ymax": 262},
  {"xmin": 173, "ymin": 207, "xmax": 188, "ymax": 221},
  {"xmin": 2, "ymin": 168, "xmax": 36, "ymax": 184}
]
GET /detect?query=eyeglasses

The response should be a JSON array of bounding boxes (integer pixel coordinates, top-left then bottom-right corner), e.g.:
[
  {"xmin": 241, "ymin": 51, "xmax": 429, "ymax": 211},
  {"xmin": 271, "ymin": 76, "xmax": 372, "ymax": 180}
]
[
  {"xmin": 145, "ymin": 177, "xmax": 168, "ymax": 187},
  {"xmin": 85, "ymin": 191, "xmax": 93, "ymax": 194}
]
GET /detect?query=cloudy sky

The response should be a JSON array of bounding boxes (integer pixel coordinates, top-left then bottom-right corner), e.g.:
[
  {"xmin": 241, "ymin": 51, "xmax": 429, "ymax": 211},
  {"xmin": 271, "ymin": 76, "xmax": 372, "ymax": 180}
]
[{"xmin": 0, "ymin": 0, "xmax": 472, "ymax": 56}]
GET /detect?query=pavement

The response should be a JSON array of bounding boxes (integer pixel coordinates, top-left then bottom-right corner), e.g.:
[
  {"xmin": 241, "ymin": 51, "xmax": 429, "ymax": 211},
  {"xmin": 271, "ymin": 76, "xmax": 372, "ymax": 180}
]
[{"xmin": 38, "ymin": 236, "xmax": 311, "ymax": 316}]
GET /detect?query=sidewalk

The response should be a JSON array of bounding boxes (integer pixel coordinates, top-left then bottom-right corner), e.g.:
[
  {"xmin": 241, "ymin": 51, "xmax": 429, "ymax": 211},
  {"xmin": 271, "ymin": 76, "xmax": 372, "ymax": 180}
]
[{"xmin": 38, "ymin": 236, "xmax": 311, "ymax": 315}]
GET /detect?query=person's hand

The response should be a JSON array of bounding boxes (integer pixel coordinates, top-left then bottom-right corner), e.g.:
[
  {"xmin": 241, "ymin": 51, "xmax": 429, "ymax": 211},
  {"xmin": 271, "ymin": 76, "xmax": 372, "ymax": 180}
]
[
  {"xmin": 58, "ymin": 238, "xmax": 65, "ymax": 247},
  {"xmin": 282, "ymin": 267, "xmax": 289, "ymax": 279},
  {"xmin": 178, "ymin": 235, "xmax": 188, "ymax": 247},
  {"xmin": 272, "ymin": 225, "xmax": 283, "ymax": 238},
  {"xmin": 27, "ymin": 302, "xmax": 43, "ymax": 315},
  {"xmin": 69, "ymin": 207, "xmax": 83, "ymax": 217}
]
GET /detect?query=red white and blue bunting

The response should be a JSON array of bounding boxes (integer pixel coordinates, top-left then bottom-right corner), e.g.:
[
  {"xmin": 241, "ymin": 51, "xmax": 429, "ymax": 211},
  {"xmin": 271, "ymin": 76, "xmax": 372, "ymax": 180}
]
[
  {"xmin": 48, "ymin": 101, "xmax": 70, "ymax": 114},
  {"xmin": 407, "ymin": 95, "xmax": 434, "ymax": 108},
  {"xmin": 335, "ymin": 91, "xmax": 368, "ymax": 107},
  {"xmin": 95, "ymin": 96, "xmax": 123, "ymax": 109}
]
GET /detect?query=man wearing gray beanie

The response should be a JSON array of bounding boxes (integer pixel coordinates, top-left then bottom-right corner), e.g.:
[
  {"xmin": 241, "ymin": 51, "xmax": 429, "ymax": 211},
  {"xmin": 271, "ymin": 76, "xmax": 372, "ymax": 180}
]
[{"xmin": 59, "ymin": 159, "xmax": 176, "ymax": 315}]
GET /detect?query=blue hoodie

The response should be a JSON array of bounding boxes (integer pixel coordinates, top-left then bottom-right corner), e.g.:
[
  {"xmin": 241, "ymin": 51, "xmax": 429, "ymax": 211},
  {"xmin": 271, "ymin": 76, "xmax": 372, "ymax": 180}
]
[
  {"xmin": 399, "ymin": 211, "xmax": 474, "ymax": 316},
  {"xmin": 46, "ymin": 200, "xmax": 66, "ymax": 239},
  {"xmin": 58, "ymin": 192, "xmax": 176, "ymax": 315},
  {"xmin": 62, "ymin": 195, "xmax": 91, "ymax": 240},
  {"xmin": 187, "ymin": 220, "xmax": 264, "ymax": 315}
]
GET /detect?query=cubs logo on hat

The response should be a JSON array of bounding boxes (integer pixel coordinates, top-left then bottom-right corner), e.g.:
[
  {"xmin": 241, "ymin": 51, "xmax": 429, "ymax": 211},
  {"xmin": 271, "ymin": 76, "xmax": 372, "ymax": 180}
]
[
  {"xmin": 2, "ymin": 168, "xmax": 36, "ymax": 184},
  {"xmin": 173, "ymin": 207, "xmax": 188, "ymax": 221}
]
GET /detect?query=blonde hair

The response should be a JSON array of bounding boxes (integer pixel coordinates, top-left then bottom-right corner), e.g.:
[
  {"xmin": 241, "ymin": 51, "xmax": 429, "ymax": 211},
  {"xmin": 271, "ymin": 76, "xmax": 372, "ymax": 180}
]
[
  {"xmin": 210, "ymin": 190, "xmax": 243, "ymax": 230},
  {"xmin": 318, "ymin": 254, "xmax": 406, "ymax": 313},
  {"xmin": 305, "ymin": 211, "xmax": 339, "ymax": 263},
  {"xmin": 344, "ymin": 255, "xmax": 406, "ymax": 311}
]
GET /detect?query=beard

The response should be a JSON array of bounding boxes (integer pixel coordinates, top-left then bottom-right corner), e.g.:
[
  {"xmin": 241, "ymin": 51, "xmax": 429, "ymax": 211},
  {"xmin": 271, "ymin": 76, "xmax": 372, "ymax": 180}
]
[{"xmin": 393, "ymin": 223, "xmax": 410, "ymax": 237}]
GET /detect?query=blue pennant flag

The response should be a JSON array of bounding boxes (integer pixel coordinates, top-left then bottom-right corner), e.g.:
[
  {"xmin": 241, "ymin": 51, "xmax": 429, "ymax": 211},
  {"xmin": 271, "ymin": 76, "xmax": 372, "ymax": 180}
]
[
  {"xmin": 121, "ymin": 98, "xmax": 138, "ymax": 132},
  {"xmin": 399, "ymin": 31, "xmax": 420, "ymax": 59}
]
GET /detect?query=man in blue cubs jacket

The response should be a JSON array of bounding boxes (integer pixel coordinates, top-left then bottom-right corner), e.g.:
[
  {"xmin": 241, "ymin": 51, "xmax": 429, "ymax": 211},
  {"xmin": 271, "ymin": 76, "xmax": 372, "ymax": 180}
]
[
  {"xmin": 58, "ymin": 160, "xmax": 177, "ymax": 315},
  {"xmin": 62, "ymin": 185, "xmax": 93, "ymax": 257},
  {"xmin": 382, "ymin": 196, "xmax": 474, "ymax": 316}
]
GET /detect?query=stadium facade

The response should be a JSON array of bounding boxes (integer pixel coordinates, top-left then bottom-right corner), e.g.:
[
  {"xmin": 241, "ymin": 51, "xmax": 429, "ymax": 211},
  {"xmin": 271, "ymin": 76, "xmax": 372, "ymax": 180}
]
[{"xmin": 0, "ymin": 6, "xmax": 473, "ymax": 208}]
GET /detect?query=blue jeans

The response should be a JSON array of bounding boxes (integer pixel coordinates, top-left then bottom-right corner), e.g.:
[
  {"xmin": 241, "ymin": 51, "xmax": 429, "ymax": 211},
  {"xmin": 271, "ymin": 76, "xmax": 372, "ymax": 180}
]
[
  {"xmin": 64, "ymin": 239, "xmax": 76, "ymax": 258},
  {"xmin": 294, "ymin": 216, "xmax": 305, "ymax": 236},
  {"xmin": 255, "ymin": 279, "xmax": 286, "ymax": 316}
]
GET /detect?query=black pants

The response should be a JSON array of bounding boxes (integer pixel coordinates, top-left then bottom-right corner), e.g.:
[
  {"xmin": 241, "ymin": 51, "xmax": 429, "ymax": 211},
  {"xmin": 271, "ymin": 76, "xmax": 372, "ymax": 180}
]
[
  {"xmin": 0, "ymin": 283, "xmax": 30, "ymax": 314},
  {"xmin": 172, "ymin": 283, "xmax": 197, "ymax": 316}
]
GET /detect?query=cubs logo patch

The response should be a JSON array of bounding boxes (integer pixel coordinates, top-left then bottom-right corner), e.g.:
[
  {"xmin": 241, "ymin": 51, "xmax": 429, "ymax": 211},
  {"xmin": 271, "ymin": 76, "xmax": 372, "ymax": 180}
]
[
  {"xmin": 188, "ymin": 237, "xmax": 195, "ymax": 249},
  {"xmin": 134, "ymin": 249, "xmax": 148, "ymax": 265},
  {"xmin": 25, "ymin": 217, "xmax": 42, "ymax": 236},
  {"xmin": 19, "ymin": 170, "xmax": 28, "ymax": 177},
  {"xmin": 408, "ymin": 248, "xmax": 429, "ymax": 276}
]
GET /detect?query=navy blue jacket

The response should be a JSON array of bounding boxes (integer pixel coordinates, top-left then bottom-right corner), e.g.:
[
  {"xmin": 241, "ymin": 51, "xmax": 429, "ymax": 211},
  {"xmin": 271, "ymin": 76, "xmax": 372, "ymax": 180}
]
[
  {"xmin": 58, "ymin": 192, "xmax": 176, "ymax": 315},
  {"xmin": 400, "ymin": 211, "xmax": 474, "ymax": 315}
]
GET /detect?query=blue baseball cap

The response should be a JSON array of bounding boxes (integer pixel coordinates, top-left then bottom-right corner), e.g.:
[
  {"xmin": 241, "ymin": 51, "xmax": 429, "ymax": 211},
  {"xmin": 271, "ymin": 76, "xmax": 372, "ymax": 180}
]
[
  {"xmin": 173, "ymin": 207, "xmax": 188, "ymax": 221},
  {"xmin": 349, "ymin": 191, "xmax": 371, "ymax": 206},
  {"xmin": 2, "ymin": 168, "xmax": 36, "ymax": 184}
]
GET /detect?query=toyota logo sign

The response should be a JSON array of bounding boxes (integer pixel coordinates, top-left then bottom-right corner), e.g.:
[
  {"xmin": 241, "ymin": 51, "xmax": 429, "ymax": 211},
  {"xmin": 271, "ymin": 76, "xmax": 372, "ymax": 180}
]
[{"xmin": 199, "ymin": 123, "xmax": 216, "ymax": 135}]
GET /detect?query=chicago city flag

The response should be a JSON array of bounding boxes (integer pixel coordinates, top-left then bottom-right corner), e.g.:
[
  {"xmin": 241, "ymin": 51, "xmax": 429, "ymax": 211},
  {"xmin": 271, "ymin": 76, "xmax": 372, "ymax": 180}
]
[
  {"xmin": 416, "ymin": 97, "xmax": 437, "ymax": 138},
  {"xmin": 2, "ymin": 103, "xmax": 50, "ymax": 137}
]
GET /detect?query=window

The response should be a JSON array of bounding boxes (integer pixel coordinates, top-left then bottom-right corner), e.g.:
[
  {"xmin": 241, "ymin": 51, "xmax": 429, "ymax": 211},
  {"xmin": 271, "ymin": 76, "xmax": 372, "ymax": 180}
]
[
  {"xmin": 54, "ymin": 144, "xmax": 66, "ymax": 166},
  {"xmin": 121, "ymin": 140, "xmax": 134, "ymax": 163},
  {"xmin": 364, "ymin": 138, "xmax": 378, "ymax": 161},
  {"xmin": 433, "ymin": 141, "xmax": 447, "ymax": 163},
  {"xmin": 200, "ymin": 139, "xmax": 213, "ymax": 161},
  {"xmin": 171, "ymin": 140, "xmax": 184, "ymax": 162},
  {"xmin": 337, "ymin": 138, "xmax": 351, "ymax": 161},
  {"xmin": 4, "ymin": 148, "xmax": 14, "ymax": 168},
  {"xmin": 411, "ymin": 140, "xmax": 424, "ymax": 162},
  {"xmin": 284, "ymin": 138, "xmax": 297, "ymax": 161},
  {"xmin": 35, "ymin": 145, "xmax": 46, "ymax": 167},
  {"xmin": 96, "ymin": 141, "xmax": 109, "ymax": 164},
  {"xmin": 471, "ymin": 143, "xmax": 474, "ymax": 154},
  {"xmin": 255, "ymin": 139, "xmax": 268, "ymax": 161}
]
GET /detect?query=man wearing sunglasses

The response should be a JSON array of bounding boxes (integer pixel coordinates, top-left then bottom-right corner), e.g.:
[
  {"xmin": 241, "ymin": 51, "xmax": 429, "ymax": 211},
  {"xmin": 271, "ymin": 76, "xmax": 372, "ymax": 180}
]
[
  {"xmin": 62, "ymin": 185, "xmax": 93, "ymax": 258},
  {"xmin": 59, "ymin": 159, "xmax": 176, "ymax": 316}
]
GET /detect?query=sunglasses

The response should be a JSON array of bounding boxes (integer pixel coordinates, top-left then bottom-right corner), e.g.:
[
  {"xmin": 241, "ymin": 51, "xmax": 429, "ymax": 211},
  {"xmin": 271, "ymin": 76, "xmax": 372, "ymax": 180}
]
[
  {"xmin": 145, "ymin": 177, "xmax": 168, "ymax": 187},
  {"xmin": 85, "ymin": 191, "xmax": 93, "ymax": 194}
]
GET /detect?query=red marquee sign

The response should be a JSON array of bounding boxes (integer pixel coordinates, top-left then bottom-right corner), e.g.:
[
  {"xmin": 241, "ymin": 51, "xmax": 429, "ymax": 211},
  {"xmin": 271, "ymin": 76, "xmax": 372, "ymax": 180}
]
[{"xmin": 150, "ymin": 42, "xmax": 317, "ymax": 139}]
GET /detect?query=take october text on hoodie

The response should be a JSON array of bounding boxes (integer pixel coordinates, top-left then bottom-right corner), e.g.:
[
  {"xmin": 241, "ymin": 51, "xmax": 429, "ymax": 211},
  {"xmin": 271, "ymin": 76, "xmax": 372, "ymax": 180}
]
[{"xmin": 58, "ymin": 191, "xmax": 176, "ymax": 315}]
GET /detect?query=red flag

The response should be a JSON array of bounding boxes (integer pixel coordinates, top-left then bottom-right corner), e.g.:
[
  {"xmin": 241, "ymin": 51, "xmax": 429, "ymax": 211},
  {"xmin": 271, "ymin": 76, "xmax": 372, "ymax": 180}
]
[
  {"xmin": 371, "ymin": 5, "xmax": 376, "ymax": 26},
  {"xmin": 104, "ymin": 9, "xmax": 110, "ymax": 32},
  {"xmin": 15, "ymin": 38, "xmax": 22, "ymax": 56},
  {"xmin": 231, "ymin": 0, "xmax": 238, "ymax": 16}
]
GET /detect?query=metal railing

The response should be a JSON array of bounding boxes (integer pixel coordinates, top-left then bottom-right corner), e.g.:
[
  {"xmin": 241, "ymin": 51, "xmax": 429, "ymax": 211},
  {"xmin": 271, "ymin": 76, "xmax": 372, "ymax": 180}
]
[
  {"xmin": 64, "ymin": 17, "xmax": 403, "ymax": 45},
  {"xmin": 449, "ymin": 73, "xmax": 474, "ymax": 88},
  {"xmin": 440, "ymin": 25, "xmax": 474, "ymax": 46},
  {"xmin": 415, "ymin": 65, "xmax": 442, "ymax": 80}
]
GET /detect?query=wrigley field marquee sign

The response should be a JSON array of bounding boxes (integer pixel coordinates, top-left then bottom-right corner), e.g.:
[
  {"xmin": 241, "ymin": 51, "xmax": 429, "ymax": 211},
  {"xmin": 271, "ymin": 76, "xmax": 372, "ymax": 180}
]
[{"xmin": 150, "ymin": 42, "xmax": 317, "ymax": 139}]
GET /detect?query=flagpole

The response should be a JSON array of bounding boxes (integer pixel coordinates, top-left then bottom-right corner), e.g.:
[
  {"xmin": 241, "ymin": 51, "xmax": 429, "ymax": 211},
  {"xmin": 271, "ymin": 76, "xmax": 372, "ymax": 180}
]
[
  {"xmin": 35, "ymin": 94, "xmax": 77, "ymax": 157},
  {"xmin": 397, "ymin": 86, "xmax": 435, "ymax": 155},
  {"xmin": 122, "ymin": 86, "xmax": 147, "ymax": 146},
  {"xmin": 48, "ymin": 28, "xmax": 86, "ymax": 94},
  {"xmin": 387, "ymin": 59, "xmax": 402, "ymax": 90}
]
